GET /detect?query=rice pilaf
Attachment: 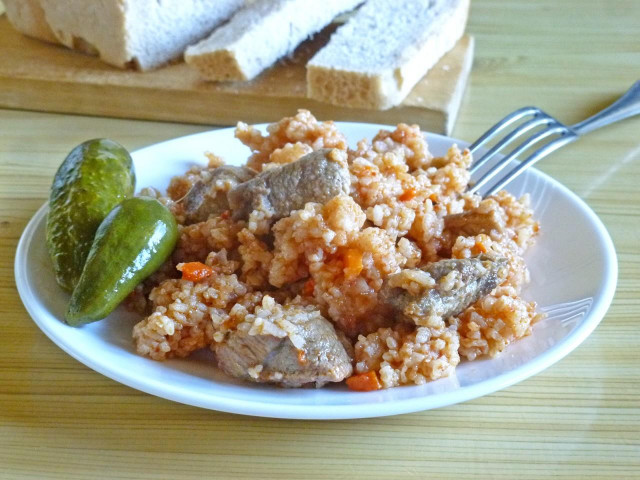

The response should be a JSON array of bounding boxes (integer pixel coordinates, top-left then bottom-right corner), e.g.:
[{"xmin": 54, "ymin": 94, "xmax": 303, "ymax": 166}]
[{"xmin": 131, "ymin": 110, "xmax": 543, "ymax": 390}]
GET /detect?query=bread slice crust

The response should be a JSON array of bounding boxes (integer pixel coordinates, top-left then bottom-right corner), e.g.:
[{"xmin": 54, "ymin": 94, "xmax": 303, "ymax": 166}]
[
  {"xmin": 5, "ymin": 0, "xmax": 244, "ymax": 70},
  {"xmin": 307, "ymin": 0, "xmax": 470, "ymax": 110},
  {"xmin": 185, "ymin": 0, "xmax": 363, "ymax": 82}
]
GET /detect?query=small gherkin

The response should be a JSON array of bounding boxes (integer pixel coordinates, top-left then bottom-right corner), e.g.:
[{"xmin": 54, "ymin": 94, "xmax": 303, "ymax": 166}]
[
  {"xmin": 46, "ymin": 139, "xmax": 136, "ymax": 292},
  {"xmin": 66, "ymin": 197, "xmax": 178, "ymax": 326}
]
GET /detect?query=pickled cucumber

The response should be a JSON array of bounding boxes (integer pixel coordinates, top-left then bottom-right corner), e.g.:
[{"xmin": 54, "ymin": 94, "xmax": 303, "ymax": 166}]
[
  {"xmin": 46, "ymin": 139, "xmax": 135, "ymax": 292},
  {"xmin": 66, "ymin": 197, "xmax": 178, "ymax": 326}
]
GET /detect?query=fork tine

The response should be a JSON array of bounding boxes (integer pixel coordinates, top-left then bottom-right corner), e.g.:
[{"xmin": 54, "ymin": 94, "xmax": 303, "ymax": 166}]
[
  {"xmin": 468, "ymin": 124, "xmax": 569, "ymax": 195},
  {"xmin": 468, "ymin": 106, "xmax": 541, "ymax": 155},
  {"xmin": 469, "ymin": 115, "xmax": 553, "ymax": 174},
  {"xmin": 540, "ymin": 298, "xmax": 593, "ymax": 315},
  {"xmin": 539, "ymin": 298, "xmax": 593, "ymax": 326},
  {"xmin": 482, "ymin": 130, "xmax": 577, "ymax": 196}
]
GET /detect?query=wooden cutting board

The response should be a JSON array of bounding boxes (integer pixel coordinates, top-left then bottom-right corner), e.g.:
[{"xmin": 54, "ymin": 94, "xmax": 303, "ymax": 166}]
[{"xmin": 0, "ymin": 14, "xmax": 474, "ymax": 134}]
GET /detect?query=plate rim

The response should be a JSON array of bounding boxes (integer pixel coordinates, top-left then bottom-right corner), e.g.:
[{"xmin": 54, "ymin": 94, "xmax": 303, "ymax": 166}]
[{"xmin": 14, "ymin": 123, "xmax": 618, "ymax": 419}]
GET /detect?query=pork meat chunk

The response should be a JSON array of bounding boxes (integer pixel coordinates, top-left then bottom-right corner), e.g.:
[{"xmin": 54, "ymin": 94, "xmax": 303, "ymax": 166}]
[
  {"xmin": 381, "ymin": 255, "xmax": 508, "ymax": 326},
  {"xmin": 227, "ymin": 148, "xmax": 350, "ymax": 222},
  {"xmin": 215, "ymin": 300, "xmax": 353, "ymax": 387},
  {"xmin": 182, "ymin": 165, "xmax": 255, "ymax": 224},
  {"xmin": 444, "ymin": 209, "xmax": 505, "ymax": 237}
]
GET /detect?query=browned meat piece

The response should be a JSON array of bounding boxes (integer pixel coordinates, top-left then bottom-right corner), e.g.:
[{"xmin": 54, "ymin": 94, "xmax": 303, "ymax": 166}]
[
  {"xmin": 380, "ymin": 255, "xmax": 508, "ymax": 325},
  {"xmin": 215, "ymin": 308, "xmax": 353, "ymax": 387},
  {"xmin": 444, "ymin": 209, "xmax": 505, "ymax": 237},
  {"xmin": 227, "ymin": 148, "xmax": 350, "ymax": 221},
  {"xmin": 181, "ymin": 165, "xmax": 255, "ymax": 224}
]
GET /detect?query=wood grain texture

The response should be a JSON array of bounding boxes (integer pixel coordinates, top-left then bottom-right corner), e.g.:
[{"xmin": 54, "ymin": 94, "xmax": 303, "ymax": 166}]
[
  {"xmin": 1, "ymin": 0, "xmax": 639, "ymax": 478},
  {"xmin": 0, "ymin": 14, "xmax": 474, "ymax": 135}
]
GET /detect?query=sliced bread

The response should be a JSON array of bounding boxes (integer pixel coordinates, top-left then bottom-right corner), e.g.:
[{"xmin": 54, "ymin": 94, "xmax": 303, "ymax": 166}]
[
  {"xmin": 307, "ymin": 0, "xmax": 470, "ymax": 110},
  {"xmin": 184, "ymin": 0, "xmax": 363, "ymax": 82},
  {"xmin": 3, "ymin": 0, "xmax": 58, "ymax": 44},
  {"xmin": 4, "ymin": 0, "xmax": 245, "ymax": 70}
]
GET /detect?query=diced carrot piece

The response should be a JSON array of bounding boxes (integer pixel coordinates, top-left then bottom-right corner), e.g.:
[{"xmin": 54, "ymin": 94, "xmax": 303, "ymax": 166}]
[
  {"xmin": 220, "ymin": 210, "xmax": 231, "ymax": 219},
  {"xmin": 178, "ymin": 262, "xmax": 214, "ymax": 282},
  {"xmin": 472, "ymin": 241, "xmax": 488, "ymax": 255},
  {"xmin": 343, "ymin": 248, "xmax": 363, "ymax": 279},
  {"xmin": 297, "ymin": 349, "xmax": 307, "ymax": 365},
  {"xmin": 399, "ymin": 188, "xmax": 416, "ymax": 202},
  {"xmin": 346, "ymin": 371, "xmax": 382, "ymax": 392},
  {"xmin": 302, "ymin": 278, "xmax": 315, "ymax": 296},
  {"xmin": 223, "ymin": 316, "xmax": 241, "ymax": 330}
]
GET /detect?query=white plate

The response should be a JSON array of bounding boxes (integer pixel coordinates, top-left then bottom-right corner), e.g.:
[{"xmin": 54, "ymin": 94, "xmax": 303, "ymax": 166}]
[{"xmin": 15, "ymin": 123, "xmax": 617, "ymax": 419}]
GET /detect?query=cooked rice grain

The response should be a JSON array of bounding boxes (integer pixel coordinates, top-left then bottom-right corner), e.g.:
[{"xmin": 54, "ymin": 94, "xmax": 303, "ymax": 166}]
[
  {"xmin": 133, "ymin": 272, "xmax": 248, "ymax": 360},
  {"xmin": 236, "ymin": 110, "xmax": 348, "ymax": 171}
]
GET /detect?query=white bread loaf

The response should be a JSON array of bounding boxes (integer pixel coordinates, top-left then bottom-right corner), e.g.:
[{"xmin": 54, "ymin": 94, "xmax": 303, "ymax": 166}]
[
  {"xmin": 307, "ymin": 0, "xmax": 470, "ymax": 110},
  {"xmin": 185, "ymin": 0, "xmax": 363, "ymax": 82},
  {"xmin": 3, "ymin": 0, "xmax": 58, "ymax": 44},
  {"xmin": 3, "ymin": 0, "xmax": 245, "ymax": 70}
]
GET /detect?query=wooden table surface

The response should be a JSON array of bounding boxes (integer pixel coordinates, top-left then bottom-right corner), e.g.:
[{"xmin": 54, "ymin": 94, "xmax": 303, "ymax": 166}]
[{"xmin": 1, "ymin": 1, "xmax": 639, "ymax": 478}]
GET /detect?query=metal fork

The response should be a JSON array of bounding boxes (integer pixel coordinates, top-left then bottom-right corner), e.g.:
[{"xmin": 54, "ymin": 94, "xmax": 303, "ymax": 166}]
[{"xmin": 468, "ymin": 81, "xmax": 640, "ymax": 197}]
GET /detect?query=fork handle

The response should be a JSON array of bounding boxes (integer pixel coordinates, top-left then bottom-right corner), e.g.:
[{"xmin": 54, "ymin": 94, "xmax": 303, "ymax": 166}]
[{"xmin": 571, "ymin": 80, "xmax": 640, "ymax": 135}]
